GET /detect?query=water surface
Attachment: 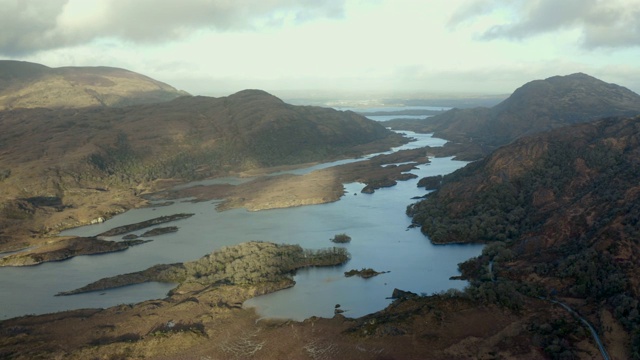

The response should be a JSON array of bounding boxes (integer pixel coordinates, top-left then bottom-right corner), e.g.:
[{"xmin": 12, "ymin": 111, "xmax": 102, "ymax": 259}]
[{"xmin": 0, "ymin": 131, "xmax": 482, "ymax": 320}]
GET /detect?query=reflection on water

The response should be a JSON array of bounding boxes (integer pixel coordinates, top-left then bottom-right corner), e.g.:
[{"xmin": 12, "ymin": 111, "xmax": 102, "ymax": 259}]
[{"xmin": 0, "ymin": 131, "xmax": 482, "ymax": 320}]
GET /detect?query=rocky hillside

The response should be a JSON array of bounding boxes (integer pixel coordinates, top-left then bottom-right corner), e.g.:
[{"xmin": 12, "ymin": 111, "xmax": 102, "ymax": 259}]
[
  {"xmin": 0, "ymin": 90, "xmax": 404, "ymax": 250},
  {"xmin": 408, "ymin": 115, "xmax": 640, "ymax": 355},
  {"xmin": 0, "ymin": 60, "xmax": 188, "ymax": 109},
  {"xmin": 386, "ymin": 73, "xmax": 640, "ymax": 153}
]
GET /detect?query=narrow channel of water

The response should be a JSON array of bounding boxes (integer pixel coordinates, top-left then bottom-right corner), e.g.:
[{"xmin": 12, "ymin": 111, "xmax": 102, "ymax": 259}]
[{"xmin": 0, "ymin": 131, "xmax": 482, "ymax": 320}]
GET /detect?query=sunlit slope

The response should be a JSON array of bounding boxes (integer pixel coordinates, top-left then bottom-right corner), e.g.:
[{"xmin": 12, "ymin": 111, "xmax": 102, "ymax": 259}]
[
  {"xmin": 0, "ymin": 60, "xmax": 188, "ymax": 109},
  {"xmin": 0, "ymin": 89, "xmax": 403, "ymax": 248}
]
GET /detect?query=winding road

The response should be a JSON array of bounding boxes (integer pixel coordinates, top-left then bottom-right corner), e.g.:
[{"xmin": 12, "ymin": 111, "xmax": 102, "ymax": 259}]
[
  {"xmin": 491, "ymin": 255, "xmax": 610, "ymax": 359},
  {"xmin": 546, "ymin": 298, "xmax": 611, "ymax": 360}
]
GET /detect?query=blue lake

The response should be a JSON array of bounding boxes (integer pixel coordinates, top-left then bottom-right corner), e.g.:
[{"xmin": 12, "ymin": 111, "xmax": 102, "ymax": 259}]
[{"xmin": 0, "ymin": 130, "xmax": 482, "ymax": 320}]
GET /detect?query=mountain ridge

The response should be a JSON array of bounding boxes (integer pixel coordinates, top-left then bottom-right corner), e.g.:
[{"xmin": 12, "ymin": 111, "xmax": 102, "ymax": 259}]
[
  {"xmin": 0, "ymin": 60, "xmax": 189, "ymax": 109},
  {"xmin": 386, "ymin": 73, "xmax": 640, "ymax": 154}
]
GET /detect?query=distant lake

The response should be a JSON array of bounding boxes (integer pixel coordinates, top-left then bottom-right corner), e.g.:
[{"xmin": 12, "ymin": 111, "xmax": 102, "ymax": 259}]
[
  {"xmin": 334, "ymin": 105, "xmax": 448, "ymax": 122},
  {"xmin": 334, "ymin": 105, "xmax": 449, "ymax": 113},
  {"xmin": 364, "ymin": 114, "xmax": 432, "ymax": 122},
  {"xmin": 0, "ymin": 116, "xmax": 481, "ymax": 321}
]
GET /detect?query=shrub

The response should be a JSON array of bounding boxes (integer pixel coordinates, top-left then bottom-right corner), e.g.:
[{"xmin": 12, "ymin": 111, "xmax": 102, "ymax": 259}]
[{"xmin": 331, "ymin": 233, "xmax": 351, "ymax": 243}]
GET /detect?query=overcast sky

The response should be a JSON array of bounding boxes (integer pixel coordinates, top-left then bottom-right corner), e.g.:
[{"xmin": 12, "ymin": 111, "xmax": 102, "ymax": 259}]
[{"xmin": 2, "ymin": 0, "xmax": 640, "ymax": 97}]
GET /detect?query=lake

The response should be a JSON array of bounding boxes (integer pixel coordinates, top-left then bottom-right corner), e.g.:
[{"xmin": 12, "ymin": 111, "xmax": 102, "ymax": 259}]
[
  {"xmin": 334, "ymin": 105, "xmax": 447, "ymax": 122},
  {"xmin": 0, "ymin": 129, "xmax": 482, "ymax": 321}
]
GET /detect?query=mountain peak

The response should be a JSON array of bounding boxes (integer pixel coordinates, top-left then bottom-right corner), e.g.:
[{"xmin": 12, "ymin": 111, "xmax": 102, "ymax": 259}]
[
  {"xmin": 549, "ymin": 72, "xmax": 595, "ymax": 80},
  {"xmin": 227, "ymin": 89, "xmax": 284, "ymax": 103},
  {"xmin": 417, "ymin": 73, "xmax": 640, "ymax": 150},
  {"xmin": 500, "ymin": 72, "xmax": 640, "ymax": 111}
]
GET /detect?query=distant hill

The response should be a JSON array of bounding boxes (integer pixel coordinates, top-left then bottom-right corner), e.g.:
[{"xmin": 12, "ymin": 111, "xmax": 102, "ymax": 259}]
[
  {"xmin": 408, "ymin": 115, "xmax": 640, "ymax": 354},
  {"xmin": 0, "ymin": 60, "xmax": 188, "ymax": 109},
  {"xmin": 0, "ymin": 89, "xmax": 404, "ymax": 248},
  {"xmin": 0, "ymin": 89, "xmax": 399, "ymax": 179},
  {"xmin": 386, "ymin": 73, "xmax": 640, "ymax": 152}
]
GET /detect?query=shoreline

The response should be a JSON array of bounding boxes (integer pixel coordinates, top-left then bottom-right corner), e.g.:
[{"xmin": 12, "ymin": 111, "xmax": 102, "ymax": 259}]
[{"xmin": 0, "ymin": 145, "xmax": 433, "ymax": 267}]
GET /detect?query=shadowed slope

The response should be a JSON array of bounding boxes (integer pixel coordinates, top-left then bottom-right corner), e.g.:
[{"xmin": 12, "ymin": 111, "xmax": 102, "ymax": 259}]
[
  {"xmin": 386, "ymin": 73, "xmax": 640, "ymax": 155},
  {"xmin": 408, "ymin": 115, "xmax": 640, "ymax": 356}
]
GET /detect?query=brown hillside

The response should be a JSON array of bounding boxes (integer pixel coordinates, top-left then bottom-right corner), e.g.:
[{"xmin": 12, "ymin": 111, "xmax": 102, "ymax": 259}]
[
  {"xmin": 408, "ymin": 115, "xmax": 640, "ymax": 356},
  {"xmin": 0, "ymin": 60, "xmax": 188, "ymax": 109},
  {"xmin": 386, "ymin": 73, "xmax": 640, "ymax": 154},
  {"xmin": 0, "ymin": 90, "xmax": 404, "ymax": 251}
]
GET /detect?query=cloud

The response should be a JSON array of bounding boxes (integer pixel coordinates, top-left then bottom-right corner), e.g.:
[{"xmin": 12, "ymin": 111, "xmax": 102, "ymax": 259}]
[
  {"xmin": 0, "ymin": 0, "xmax": 346, "ymax": 56},
  {"xmin": 447, "ymin": 0, "xmax": 495, "ymax": 28},
  {"xmin": 0, "ymin": 0, "xmax": 70, "ymax": 56},
  {"xmin": 450, "ymin": 0, "xmax": 640, "ymax": 49}
]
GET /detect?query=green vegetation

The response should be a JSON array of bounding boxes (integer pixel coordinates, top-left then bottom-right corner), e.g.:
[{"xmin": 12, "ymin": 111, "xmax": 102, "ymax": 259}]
[
  {"xmin": 58, "ymin": 241, "xmax": 351, "ymax": 295},
  {"xmin": 408, "ymin": 116, "xmax": 640, "ymax": 356},
  {"xmin": 529, "ymin": 317, "xmax": 586, "ymax": 359},
  {"xmin": 408, "ymin": 117, "xmax": 640, "ymax": 245},
  {"xmin": 180, "ymin": 242, "xmax": 349, "ymax": 286},
  {"xmin": 76, "ymin": 92, "xmax": 402, "ymax": 186},
  {"xmin": 331, "ymin": 233, "xmax": 351, "ymax": 243},
  {"xmin": 344, "ymin": 268, "xmax": 385, "ymax": 278}
]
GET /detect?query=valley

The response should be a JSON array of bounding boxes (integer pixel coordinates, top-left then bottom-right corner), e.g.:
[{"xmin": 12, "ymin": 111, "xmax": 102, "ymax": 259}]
[{"xmin": 1, "ymin": 63, "xmax": 640, "ymax": 359}]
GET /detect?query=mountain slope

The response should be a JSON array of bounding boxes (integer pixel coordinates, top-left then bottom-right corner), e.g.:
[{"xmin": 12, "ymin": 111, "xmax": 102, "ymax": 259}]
[
  {"xmin": 408, "ymin": 115, "xmax": 640, "ymax": 355},
  {"xmin": 387, "ymin": 73, "xmax": 640, "ymax": 152},
  {"xmin": 0, "ymin": 89, "xmax": 404, "ymax": 250},
  {"xmin": 0, "ymin": 60, "xmax": 188, "ymax": 109}
]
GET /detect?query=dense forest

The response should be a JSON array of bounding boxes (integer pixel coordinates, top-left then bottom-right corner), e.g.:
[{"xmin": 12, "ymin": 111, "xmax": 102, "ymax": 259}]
[{"xmin": 409, "ymin": 116, "xmax": 640, "ymax": 357}]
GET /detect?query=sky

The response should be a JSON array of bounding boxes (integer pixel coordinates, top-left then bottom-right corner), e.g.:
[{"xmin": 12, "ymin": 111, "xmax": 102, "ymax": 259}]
[{"xmin": 2, "ymin": 0, "xmax": 640, "ymax": 98}]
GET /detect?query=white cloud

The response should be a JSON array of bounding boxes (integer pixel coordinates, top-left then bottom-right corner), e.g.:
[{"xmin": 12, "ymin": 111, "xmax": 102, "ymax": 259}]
[
  {"xmin": 450, "ymin": 0, "xmax": 640, "ymax": 49},
  {"xmin": 5, "ymin": 0, "xmax": 640, "ymax": 95},
  {"xmin": 0, "ymin": 0, "xmax": 346, "ymax": 55}
]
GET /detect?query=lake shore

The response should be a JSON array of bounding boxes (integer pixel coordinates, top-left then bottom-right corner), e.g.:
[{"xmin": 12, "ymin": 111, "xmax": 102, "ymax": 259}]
[{"xmin": 0, "ymin": 146, "xmax": 430, "ymax": 267}]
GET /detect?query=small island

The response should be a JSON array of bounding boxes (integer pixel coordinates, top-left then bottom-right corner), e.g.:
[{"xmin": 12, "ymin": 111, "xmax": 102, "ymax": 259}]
[
  {"xmin": 57, "ymin": 241, "xmax": 351, "ymax": 296},
  {"xmin": 140, "ymin": 226, "xmax": 179, "ymax": 237},
  {"xmin": 97, "ymin": 213, "xmax": 194, "ymax": 237},
  {"xmin": 344, "ymin": 268, "xmax": 388, "ymax": 279},
  {"xmin": 331, "ymin": 233, "xmax": 351, "ymax": 243}
]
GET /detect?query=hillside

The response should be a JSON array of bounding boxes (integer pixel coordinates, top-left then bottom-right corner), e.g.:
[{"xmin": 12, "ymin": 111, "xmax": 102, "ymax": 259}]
[
  {"xmin": 386, "ymin": 73, "xmax": 640, "ymax": 154},
  {"xmin": 0, "ymin": 90, "xmax": 404, "ymax": 251},
  {"xmin": 0, "ymin": 60, "xmax": 188, "ymax": 109},
  {"xmin": 408, "ymin": 115, "xmax": 640, "ymax": 356}
]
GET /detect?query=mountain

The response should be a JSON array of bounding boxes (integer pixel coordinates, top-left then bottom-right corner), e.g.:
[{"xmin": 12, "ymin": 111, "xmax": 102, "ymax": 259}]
[
  {"xmin": 408, "ymin": 115, "xmax": 640, "ymax": 355},
  {"xmin": 0, "ymin": 89, "xmax": 404, "ymax": 250},
  {"xmin": 0, "ymin": 60, "xmax": 188, "ymax": 109},
  {"xmin": 386, "ymin": 73, "xmax": 640, "ymax": 153}
]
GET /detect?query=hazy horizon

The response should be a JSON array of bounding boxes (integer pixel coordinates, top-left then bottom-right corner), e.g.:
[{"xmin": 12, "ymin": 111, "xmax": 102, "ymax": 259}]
[{"xmin": 1, "ymin": 1, "xmax": 640, "ymax": 95}]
